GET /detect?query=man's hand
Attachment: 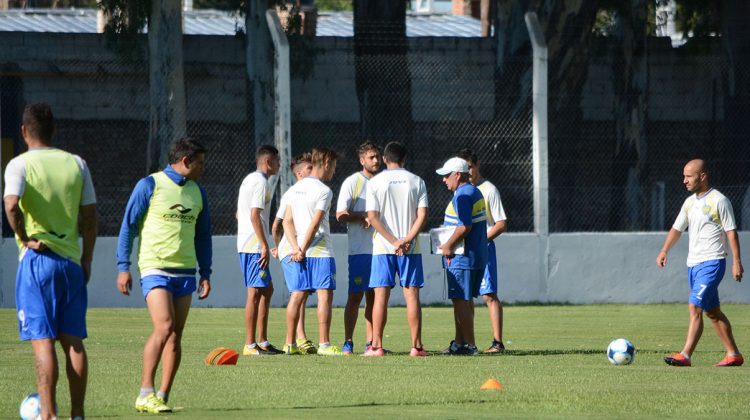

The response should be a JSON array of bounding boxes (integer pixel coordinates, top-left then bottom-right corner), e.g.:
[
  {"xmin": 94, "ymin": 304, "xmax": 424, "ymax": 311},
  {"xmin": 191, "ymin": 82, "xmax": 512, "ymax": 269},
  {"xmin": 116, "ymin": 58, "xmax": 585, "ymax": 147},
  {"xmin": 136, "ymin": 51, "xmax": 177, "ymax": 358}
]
[
  {"xmin": 259, "ymin": 245, "xmax": 269, "ymax": 269},
  {"xmin": 392, "ymin": 239, "xmax": 406, "ymax": 256},
  {"xmin": 24, "ymin": 238, "xmax": 47, "ymax": 252},
  {"xmin": 270, "ymin": 247, "xmax": 278, "ymax": 259},
  {"xmin": 359, "ymin": 217, "xmax": 371, "ymax": 229},
  {"xmin": 291, "ymin": 247, "xmax": 305, "ymax": 262},
  {"xmin": 439, "ymin": 242, "xmax": 454, "ymax": 259},
  {"xmin": 198, "ymin": 278, "xmax": 211, "ymax": 299},
  {"xmin": 117, "ymin": 272, "xmax": 132, "ymax": 296},
  {"xmin": 656, "ymin": 251, "xmax": 668, "ymax": 268},
  {"xmin": 81, "ymin": 260, "xmax": 92, "ymax": 284},
  {"xmin": 733, "ymin": 260, "xmax": 744, "ymax": 282}
]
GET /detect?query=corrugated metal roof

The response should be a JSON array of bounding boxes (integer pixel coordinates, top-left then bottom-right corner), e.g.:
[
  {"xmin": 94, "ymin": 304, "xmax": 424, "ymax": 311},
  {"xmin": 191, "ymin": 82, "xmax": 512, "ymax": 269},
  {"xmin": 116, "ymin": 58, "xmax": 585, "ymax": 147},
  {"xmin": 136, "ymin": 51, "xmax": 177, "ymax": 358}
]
[{"xmin": 0, "ymin": 8, "xmax": 484, "ymax": 37}]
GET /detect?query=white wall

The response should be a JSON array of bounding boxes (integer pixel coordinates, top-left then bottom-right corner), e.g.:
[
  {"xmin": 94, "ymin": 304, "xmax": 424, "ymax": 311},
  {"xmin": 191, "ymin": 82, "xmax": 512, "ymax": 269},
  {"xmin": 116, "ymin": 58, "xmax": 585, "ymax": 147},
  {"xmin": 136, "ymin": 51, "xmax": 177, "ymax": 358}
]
[{"xmin": 2, "ymin": 232, "xmax": 749, "ymax": 308}]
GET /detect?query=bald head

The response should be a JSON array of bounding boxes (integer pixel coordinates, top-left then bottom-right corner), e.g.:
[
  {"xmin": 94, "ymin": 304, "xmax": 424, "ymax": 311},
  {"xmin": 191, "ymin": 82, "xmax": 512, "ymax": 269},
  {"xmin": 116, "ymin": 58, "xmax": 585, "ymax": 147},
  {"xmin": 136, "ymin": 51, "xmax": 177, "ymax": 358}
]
[{"xmin": 683, "ymin": 159, "xmax": 709, "ymax": 194}]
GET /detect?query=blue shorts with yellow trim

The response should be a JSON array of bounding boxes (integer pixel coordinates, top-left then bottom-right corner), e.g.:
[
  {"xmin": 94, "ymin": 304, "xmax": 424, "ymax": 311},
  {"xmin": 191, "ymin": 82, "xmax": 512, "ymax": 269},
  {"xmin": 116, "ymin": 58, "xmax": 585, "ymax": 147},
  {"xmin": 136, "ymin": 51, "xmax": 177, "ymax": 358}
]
[
  {"xmin": 239, "ymin": 252, "xmax": 272, "ymax": 288},
  {"xmin": 370, "ymin": 254, "xmax": 424, "ymax": 288},
  {"xmin": 479, "ymin": 241, "xmax": 498, "ymax": 296},
  {"xmin": 348, "ymin": 254, "xmax": 372, "ymax": 294},
  {"xmin": 309, "ymin": 257, "xmax": 336, "ymax": 290},
  {"xmin": 141, "ymin": 275, "xmax": 196, "ymax": 299},
  {"xmin": 282, "ymin": 256, "xmax": 311, "ymax": 293},
  {"xmin": 446, "ymin": 267, "xmax": 483, "ymax": 300},
  {"xmin": 688, "ymin": 259, "xmax": 725, "ymax": 311}
]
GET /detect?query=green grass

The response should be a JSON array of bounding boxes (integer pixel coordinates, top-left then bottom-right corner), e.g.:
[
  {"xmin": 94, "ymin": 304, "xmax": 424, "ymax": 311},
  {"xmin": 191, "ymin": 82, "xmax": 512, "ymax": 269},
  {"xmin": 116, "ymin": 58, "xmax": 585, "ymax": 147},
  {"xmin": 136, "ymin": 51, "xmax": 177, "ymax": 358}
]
[{"xmin": 2, "ymin": 304, "xmax": 749, "ymax": 418}]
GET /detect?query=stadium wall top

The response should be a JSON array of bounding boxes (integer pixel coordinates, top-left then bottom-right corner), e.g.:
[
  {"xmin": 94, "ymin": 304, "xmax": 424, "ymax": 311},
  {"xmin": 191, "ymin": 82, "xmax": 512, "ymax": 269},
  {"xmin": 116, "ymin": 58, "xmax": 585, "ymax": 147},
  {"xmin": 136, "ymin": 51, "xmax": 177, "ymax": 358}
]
[{"xmin": 0, "ymin": 8, "xmax": 485, "ymax": 37}]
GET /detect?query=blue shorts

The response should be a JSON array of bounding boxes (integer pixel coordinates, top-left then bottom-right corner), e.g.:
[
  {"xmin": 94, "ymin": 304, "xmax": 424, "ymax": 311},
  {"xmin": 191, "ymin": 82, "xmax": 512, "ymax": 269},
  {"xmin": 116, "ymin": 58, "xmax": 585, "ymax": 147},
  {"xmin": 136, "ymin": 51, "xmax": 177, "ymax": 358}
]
[
  {"xmin": 370, "ymin": 254, "xmax": 424, "ymax": 288},
  {"xmin": 688, "ymin": 259, "xmax": 725, "ymax": 310},
  {"xmin": 446, "ymin": 267, "xmax": 483, "ymax": 300},
  {"xmin": 141, "ymin": 275, "xmax": 196, "ymax": 299},
  {"xmin": 282, "ymin": 256, "xmax": 311, "ymax": 293},
  {"xmin": 15, "ymin": 249, "xmax": 87, "ymax": 341},
  {"xmin": 308, "ymin": 257, "xmax": 336, "ymax": 290},
  {"xmin": 348, "ymin": 254, "xmax": 372, "ymax": 294},
  {"xmin": 479, "ymin": 241, "xmax": 498, "ymax": 296},
  {"xmin": 239, "ymin": 253, "xmax": 272, "ymax": 288}
]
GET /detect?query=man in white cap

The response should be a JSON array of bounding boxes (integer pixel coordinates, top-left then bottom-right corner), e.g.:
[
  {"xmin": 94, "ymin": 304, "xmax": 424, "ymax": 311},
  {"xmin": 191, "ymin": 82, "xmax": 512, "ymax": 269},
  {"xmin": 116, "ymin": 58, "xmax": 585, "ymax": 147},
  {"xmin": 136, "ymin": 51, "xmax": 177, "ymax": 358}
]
[{"xmin": 436, "ymin": 156, "xmax": 488, "ymax": 355}]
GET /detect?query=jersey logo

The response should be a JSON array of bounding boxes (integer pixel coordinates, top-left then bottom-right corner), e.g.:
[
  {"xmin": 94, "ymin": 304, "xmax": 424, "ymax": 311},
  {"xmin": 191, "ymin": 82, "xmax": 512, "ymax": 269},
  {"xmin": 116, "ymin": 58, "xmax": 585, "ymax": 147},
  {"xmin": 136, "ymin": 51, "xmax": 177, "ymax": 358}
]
[
  {"xmin": 47, "ymin": 230, "xmax": 67, "ymax": 239},
  {"xmin": 170, "ymin": 204, "xmax": 192, "ymax": 214}
]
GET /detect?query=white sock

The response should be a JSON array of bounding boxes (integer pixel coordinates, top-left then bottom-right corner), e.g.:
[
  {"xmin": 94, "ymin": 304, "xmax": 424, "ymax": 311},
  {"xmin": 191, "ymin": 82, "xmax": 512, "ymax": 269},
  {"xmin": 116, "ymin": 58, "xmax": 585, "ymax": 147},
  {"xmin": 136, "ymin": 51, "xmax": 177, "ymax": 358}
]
[
  {"xmin": 319, "ymin": 342, "xmax": 330, "ymax": 348},
  {"xmin": 259, "ymin": 341, "xmax": 269, "ymax": 348},
  {"xmin": 680, "ymin": 352, "xmax": 691, "ymax": 359},
  {"xmin": 139, "ymin": 387, "xmax": 154, "ymax": 398},
  {"xmin": 156, "ymin": 390, "xmax": 169, "ymax": 403},
  {"xmin": 246, "ymin": 343, "xmax": 257, "ymax": 349}
]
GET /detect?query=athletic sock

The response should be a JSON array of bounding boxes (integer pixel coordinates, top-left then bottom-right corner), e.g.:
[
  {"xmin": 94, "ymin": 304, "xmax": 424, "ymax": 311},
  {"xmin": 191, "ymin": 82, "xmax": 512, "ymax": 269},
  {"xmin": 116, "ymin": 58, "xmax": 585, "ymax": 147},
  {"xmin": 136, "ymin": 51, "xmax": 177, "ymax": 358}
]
[
  {"xmin": 246, "ymin": 343, "xmax": 257, "ymax": 349},
  {"xmin": 139, "ymin": 387, "xmax": 155, "ymax": 398},
  {"xmin": 156, "ymin": 391, "xmax": 169, "ymax": 403},
  {"xmin": 680, "ymin": 352, "xmax": 691, "ymax": 359},
  {"xmin": 319, "ymin": 342, "xmax": 331, "ymax": 348},
  {"xmin": 259, "ymin": 341, "xmax": 269, "ymax": 348},
  {"xmin": 729, "ymin": 353, "xmax": 741, "ymax": 357}
]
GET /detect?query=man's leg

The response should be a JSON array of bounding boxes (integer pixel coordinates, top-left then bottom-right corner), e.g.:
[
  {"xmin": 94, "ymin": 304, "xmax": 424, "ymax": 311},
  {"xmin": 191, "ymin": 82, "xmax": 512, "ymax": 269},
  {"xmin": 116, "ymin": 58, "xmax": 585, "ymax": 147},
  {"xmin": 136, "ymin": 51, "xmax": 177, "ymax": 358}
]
[
  {"xmin": 344, "ymin": 291, "xmax": 364, "ymax": 342},
  {"xmin": 705, "ymin": 306, "xmax": 741, "ymax": 355},
  {"xmin": 452, "ymin": 299, "xmax": 475, "ymax": 346},
  {"xmin": 159, "ymin": 294, "xmax": 192, "ymax": 396},
  {"xmin": 59, "ymin": 334, "xmax": 87, "ymax": 418},
  {"xmin": 681, "ymin": 304, "xmax": 704, "ymax": 357},
  {"xmin": 364, "ymin": 289, "xmax": 375, "ymax": 343},
  {"xmin": 483, "ymin": 293, "xmax": 503, "ymax": 342},
  {"xmin": 142, "ymin": 288, "xmax": 175, "ymax": 390},
  {"xmin": 31, "ymin": 338, "xmax": 58, "ymax": 419},
  {"xmin": 286, "ymin": 291, "xmax": 307, "ymax": 346},
  {"xmin": 371, "ymin": 287, "xmax": 390, "ymax": 349},
  {"xmin": 317, "ymin": 289, "xmax": 333, "ymax": 344},
  {"xmin": 296, "ymin": 294, "xmax": 308, "ymax": 341},
  {"xmin": 258, "ymin": 283, "xmax": 274, "ymax": 343},
  {"xmin": 244, "ymin": 288, "xmax": 261, "ymax": 346},
  {"xmin": 403, "ymin": 286, "xmax": 423, "ymax": 349}
]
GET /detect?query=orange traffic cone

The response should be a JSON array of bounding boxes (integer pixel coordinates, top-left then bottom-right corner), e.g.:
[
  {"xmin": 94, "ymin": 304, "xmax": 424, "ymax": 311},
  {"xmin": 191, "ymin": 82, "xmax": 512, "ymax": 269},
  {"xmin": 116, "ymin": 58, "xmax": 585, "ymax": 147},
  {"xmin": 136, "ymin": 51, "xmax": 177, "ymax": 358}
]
[{"xmin": 480, "ymin": 378, "xmax": 503, "ymax": 390}]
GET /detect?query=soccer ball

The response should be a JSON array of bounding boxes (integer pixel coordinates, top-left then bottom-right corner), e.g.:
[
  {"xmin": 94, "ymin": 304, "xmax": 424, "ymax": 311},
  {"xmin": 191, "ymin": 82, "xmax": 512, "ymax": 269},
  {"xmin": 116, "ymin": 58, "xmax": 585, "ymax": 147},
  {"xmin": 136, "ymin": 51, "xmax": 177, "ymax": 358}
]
[
  {"xmin": 607, "ymin": 338, "xmax": 635, "ymax": 365},
  {"xmin": 20, "ymin": 393, "xmax": 40, "ymax": 420}
]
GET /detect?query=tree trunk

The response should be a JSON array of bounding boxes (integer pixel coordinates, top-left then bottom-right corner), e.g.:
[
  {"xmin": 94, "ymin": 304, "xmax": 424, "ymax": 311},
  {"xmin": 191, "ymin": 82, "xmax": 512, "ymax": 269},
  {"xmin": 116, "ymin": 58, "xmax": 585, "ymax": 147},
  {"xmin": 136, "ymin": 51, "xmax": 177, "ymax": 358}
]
[
  {"xmin": 246, "ymin": 0, "xmax": 275, "ymax": 153},
  {"xmin": 147, "ymin": 0, "xmax": 187, "ymax": 173},
  {"xmin": 353, "ymin": 0, "xmax": 412, "ymax": 144},
  {"xmin": 609, "ymin": 0, "xmax": 648, "ymax": 230}
]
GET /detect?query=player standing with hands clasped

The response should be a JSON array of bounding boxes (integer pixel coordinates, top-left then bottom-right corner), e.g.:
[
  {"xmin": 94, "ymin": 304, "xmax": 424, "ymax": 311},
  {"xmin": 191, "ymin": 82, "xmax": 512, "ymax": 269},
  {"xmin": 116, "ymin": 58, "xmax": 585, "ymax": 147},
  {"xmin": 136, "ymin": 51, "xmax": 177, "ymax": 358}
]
[{"xmin": 656, "ymin": 159, "xmax": 744, "ymax": 367}]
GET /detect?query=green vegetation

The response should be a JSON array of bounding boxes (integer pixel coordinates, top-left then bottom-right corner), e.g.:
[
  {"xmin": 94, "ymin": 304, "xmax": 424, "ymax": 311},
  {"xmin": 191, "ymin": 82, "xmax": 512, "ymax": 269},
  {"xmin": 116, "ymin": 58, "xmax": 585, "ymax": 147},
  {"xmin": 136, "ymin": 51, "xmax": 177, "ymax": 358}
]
[{"xmin": 2, "ymin": 304, "xmax": 748, "ymax": 418}]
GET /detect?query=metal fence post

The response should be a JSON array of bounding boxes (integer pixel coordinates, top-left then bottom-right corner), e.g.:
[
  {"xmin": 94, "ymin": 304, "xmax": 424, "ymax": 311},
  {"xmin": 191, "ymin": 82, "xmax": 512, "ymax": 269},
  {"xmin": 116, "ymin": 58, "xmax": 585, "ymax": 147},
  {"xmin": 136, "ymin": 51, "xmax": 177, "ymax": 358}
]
[{"xmin": 266, "ymin": 10, "xmax": 292, "ymax": 194}]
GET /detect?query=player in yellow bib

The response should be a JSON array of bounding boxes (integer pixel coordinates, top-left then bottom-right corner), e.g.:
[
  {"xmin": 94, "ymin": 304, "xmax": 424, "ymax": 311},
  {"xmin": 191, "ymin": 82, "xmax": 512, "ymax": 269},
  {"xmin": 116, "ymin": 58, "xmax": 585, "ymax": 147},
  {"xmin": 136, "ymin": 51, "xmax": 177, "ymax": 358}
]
[
  {"xmin": 4, "ymin": 102, "xmax": 98, "ymax": 420},
  {"xmin": 116, "ymin": 138, "xmax": 212, "ymax": 413}
]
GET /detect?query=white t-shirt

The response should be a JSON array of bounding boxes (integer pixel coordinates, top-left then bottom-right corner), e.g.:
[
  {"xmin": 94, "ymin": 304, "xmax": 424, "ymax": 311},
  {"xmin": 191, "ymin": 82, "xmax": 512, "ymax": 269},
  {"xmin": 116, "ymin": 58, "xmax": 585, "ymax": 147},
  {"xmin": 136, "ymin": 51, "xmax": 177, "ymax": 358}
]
[
  {"xmin": 476, "ymin": 179, "xmax": 507, "ymax": 233},
  {"xmin": 236, "ymin": 171, "xmax": 273, "ymax": 253},
  {"xmin": 287, "ymin": 177, "xmax": 334, "ymax": 258},
  {"xmin": 365, "ymin": 168, "xmax": 428, "ymax": 255},
  {"xmin": 275, "ymin": 187, "xmax": 293, "ymax": 259},
  {"xmin": 336, "ymin": 171, "xmax": 373, "ymax": 255},
  {"xmin": 673, "ymin": 188, "xmax": 737, "ymax": 267},
  {"xmin": 3, "ymin": 150, "xmax": 96, "ymax": 205}
]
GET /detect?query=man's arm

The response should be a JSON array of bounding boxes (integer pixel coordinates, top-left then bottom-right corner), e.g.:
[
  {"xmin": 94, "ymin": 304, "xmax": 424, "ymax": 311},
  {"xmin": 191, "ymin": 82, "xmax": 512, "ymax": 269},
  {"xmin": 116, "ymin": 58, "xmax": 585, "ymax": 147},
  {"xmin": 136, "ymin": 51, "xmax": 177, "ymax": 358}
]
[
  {"xmin": 299, "ymin": 210, "xmax": 326, "ymax": 254},
  {"xmin": 403, "ymin": 207, "xmax": 428, "ymax": 249},
  {"xmin": 726, "ymin": 229, "xmax": 743, "ymax": 282},
  {"xmin": 116, "ymin": 177, "xmax": 153, "ymax": 296},
  {"xmin": 250, "ymin": 207, "xmax": 270, "ymax": 268},
  {"xmin": 367, "ymin": 210, "xmax": 398, "ymax": 245},
  {"xmin": 439, "ymin": 224, "xmax": 470, "ymax": 258},
  {"xmin": 487, "ymin": 220, "xmax": 507, "ymax": 242},
  {"xmin": 79, "ymin": 204, "xmax": 97, "ymax": 283},
  {"xmin": 656, "ymin": 228, "xmax": 682, "ymax": 268},
  {"xmin": 282, "ymin": 205, "xmax": 302, "ymax": 261},
  {"xmin": 4, "ymin": 195, "xmax": 35, "ymax": 249},
  {"xmin": 271, "ymin": 216, "xmax": 283, "ymax": 258},
  {"xmin": 195, "ymin": 186, "xmax": 212, "ymax": 299}
]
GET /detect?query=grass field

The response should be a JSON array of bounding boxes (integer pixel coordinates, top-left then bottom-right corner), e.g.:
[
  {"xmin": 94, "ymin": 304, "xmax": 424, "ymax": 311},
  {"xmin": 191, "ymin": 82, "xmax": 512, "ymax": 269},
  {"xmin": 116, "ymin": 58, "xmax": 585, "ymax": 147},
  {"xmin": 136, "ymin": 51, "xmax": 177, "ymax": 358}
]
[{"xmin": 2, "ymin": 304, "xmax": 749, "ymax": 418}]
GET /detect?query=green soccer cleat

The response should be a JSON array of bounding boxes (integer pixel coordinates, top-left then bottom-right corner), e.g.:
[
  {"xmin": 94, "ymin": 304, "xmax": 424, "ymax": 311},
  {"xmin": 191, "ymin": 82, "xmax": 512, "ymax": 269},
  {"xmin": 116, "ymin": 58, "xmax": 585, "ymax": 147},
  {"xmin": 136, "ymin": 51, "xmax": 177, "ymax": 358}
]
[
  {"xmin": 283, "ymin": 344, "xmax": 302, "ymax": 355},
  {"xmin": 296, "ymin": 339, "xmax": 318, "ymax": 355},
  {"xmin": 135, "ymin": 393, "xmax": 172, "ymax": 413},
  {"xmin": 317, "ymin": 345, "xmax": 343, "ymax": 356}
]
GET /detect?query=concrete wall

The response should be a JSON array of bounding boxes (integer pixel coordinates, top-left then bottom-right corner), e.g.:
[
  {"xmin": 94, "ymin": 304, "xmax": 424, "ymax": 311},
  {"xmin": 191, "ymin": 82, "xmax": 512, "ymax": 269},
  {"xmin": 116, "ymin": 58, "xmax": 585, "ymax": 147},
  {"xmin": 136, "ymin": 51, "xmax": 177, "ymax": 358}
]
[{"xmin": 2, "ymin": 232, "xmax": 748, "ymax": 308}]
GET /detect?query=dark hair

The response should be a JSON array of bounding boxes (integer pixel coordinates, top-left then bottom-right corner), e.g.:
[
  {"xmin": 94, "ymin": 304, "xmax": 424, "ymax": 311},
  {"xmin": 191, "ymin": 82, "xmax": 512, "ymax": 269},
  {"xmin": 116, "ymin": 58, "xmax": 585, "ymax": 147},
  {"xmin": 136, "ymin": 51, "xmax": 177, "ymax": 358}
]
[
  {"xmin": 168, "ymin": 137, "xmax": 207, "ymax": 164},
  {"xmin": 22, "ymin": 102, "xmax": 55, "ymax": 143},
  {"xmin": 358, "ymin": 141, "xmax": 380, "ymax": 156},
  {"xmin": 257, "ymin": 144, "xmax": 279, "ymax": 162},
  {"xmin": 311, "ymin": 147, "xmax": 340, "ymax": 167},
  {"xmin": 456, "ymin": 148, "xmax": 478, "ymax": 164},
  {"xmin": 383, "ymin": 141, "xmax": 406, "ymax": 164},
  {"xmin": 291, "ymin": 151, "xmax": 312, "ymax": 171}
]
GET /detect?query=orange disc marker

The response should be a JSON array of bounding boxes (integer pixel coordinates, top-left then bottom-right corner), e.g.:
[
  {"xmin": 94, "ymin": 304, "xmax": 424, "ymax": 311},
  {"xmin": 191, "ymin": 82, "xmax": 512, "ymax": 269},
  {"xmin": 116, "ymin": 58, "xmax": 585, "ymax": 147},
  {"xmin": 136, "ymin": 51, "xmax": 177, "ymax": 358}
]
[{"xmin": 480, "ymin": 378, "xmax": 503, "ymax": 390}]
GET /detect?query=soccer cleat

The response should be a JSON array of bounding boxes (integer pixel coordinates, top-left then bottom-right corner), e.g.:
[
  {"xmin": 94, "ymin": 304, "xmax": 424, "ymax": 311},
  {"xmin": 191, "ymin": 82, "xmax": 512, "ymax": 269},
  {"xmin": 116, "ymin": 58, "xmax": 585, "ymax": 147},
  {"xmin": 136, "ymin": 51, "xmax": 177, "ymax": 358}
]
[
  {"xmin": 454, "ymin": 344, "xmax": 480, "ymax": 356},
  {"xmin": 410, "ymin": 347, "xmax": 428, "ymax": 357},
  {"xmin": 243, "ymin": 345, "xmax": 260, "ymax": 356},
  {"xmin": 365, "ymin": 341, "xmax": 392, "ymax": 354},
  {"xmin": 257, "ymin": 342, "xmax": 284, "ymax": 355},
  {"xmin": 715, "ymin": 354, "xmax": 744, "ymax": 367},
  {"xmin": 664, "ymin": 352, "xmax": 692, "ymax": 366},
  {"xmin": 442, "ymin": 340, "xmax": 460, "ymax": 355},
  {"xmin": 318, "ymin": 345, "xmax": 344, "ymax": 356},
  {"xmin": 282, "ymin": 344, "xmax": 301, "ymax": 355},
  {"xmin": 342, "ymin": 340, "xmax": 354, "ymax": 355},
  {"xmin": 296, "ymin": 339, "xmax": 317, "ymax": 355},
  {"xmin": 135, "ymin": 394, "xmax": 172, "ymax": 413},
  {"xmin": 484, "ymin": 340, "xmax": 505, "ymax": 354},
  {"xmin": 362, "ymin": 347, "xmax": 385, "ymax": 357}
]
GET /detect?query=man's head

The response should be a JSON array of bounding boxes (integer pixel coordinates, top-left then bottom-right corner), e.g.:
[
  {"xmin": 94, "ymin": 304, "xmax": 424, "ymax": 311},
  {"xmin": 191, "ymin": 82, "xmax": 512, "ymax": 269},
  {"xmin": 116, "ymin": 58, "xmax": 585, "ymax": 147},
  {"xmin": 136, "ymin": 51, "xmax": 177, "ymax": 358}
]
[
  {"xmin": 456, "ymin": 148, "xmax": 480, "ymax": 184},
  {"xmin": 311, "ymin": 148, "xmax": 339, "ymax": 181},
  {"xmin": 169, "ymin": 137, "xmax": 207, "ymax": 181},
  {"xmin": 291, "ymin": 151, "xmax": 313, "ymax": 181},
  {"xmin": 436, "ymin": 157, "xmax": 470, "ymax": 191},
  {"xmin": 683, "ymin": 159, "xmax": 709, "ymax": 193},
  {"xmin": 22, "ymin": 102, "xmax": 55, "ymax": 145},
  {"xmin": 256, "ymin": 145, "xmax": 280, "ymax": 176},
  {"xmin": 358, "ymin": 142, "xmax": 381, "ymax": 175},
  {"xmin": 383, "ymin": 141, "xmax": 407, "ymax": 166}
]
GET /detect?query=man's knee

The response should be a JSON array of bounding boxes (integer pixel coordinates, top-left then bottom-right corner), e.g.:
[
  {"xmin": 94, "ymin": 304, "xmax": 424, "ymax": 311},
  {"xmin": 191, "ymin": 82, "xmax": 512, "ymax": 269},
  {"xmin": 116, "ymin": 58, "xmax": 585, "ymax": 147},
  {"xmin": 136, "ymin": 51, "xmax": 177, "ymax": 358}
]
[{"xmin": 705, "ymin": 307, "xmax": 725, "ymax": 321}]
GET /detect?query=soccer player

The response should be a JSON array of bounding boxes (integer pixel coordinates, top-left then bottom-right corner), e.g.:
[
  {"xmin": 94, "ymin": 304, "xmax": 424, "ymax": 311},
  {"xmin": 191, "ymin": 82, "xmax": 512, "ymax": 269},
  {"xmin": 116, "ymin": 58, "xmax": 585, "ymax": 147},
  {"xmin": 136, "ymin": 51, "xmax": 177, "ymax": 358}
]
[
  {"xmin": 436, "ymin": 157, "xmax": 488, "ymax": 356},
  {"xmin": 456, "ymin": 149, "xmax": 508, "ymax": 353},
  {"xmin": 656, "ymin": 159, "xmax": 744, "ymax": 367},
  {"xmin": 116, "ymin": 138, "xmax": 212, "ymax": 413},
  {"xmin": 365, "ymin": 141, "xmax": 428, "ymax": 357},
  {"xmin": 4, "ymin": 102, "xmax": 97, "ymax": 420},
  {"xmin": 271, "ymin": 152, "xmax": 317, "ymax": 354},
  {"xmin": 282, "ymin": 148, "xmax": 342, "ymax": 356},
  {"xmin": 237, "ymin": 145, "xmax": 283, "ymax": 355},
  {"xmin": 336, "ymin": 142, "xmax": 381, "ymax": 354}
]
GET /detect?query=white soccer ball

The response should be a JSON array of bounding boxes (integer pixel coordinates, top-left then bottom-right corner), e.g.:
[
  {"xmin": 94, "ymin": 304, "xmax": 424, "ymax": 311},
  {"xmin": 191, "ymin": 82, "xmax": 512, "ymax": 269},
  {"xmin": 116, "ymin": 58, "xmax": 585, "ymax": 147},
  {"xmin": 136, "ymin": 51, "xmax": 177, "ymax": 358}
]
[
  {"xmin": 607, "ymin": 338, "xmax": 635, "ymax": 365},
  {"xmin": 20, "ymin": 393, "xmax": 40, "ymax": 420}
]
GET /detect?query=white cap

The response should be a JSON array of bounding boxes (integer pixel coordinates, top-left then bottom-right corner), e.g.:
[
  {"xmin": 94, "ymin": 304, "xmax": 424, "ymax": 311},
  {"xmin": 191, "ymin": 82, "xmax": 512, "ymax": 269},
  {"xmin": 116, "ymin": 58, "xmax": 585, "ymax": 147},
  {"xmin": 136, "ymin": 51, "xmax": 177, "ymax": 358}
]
[{"xmin": 435, "ymin": 157, "xmax": 469, "ymax": 176}]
